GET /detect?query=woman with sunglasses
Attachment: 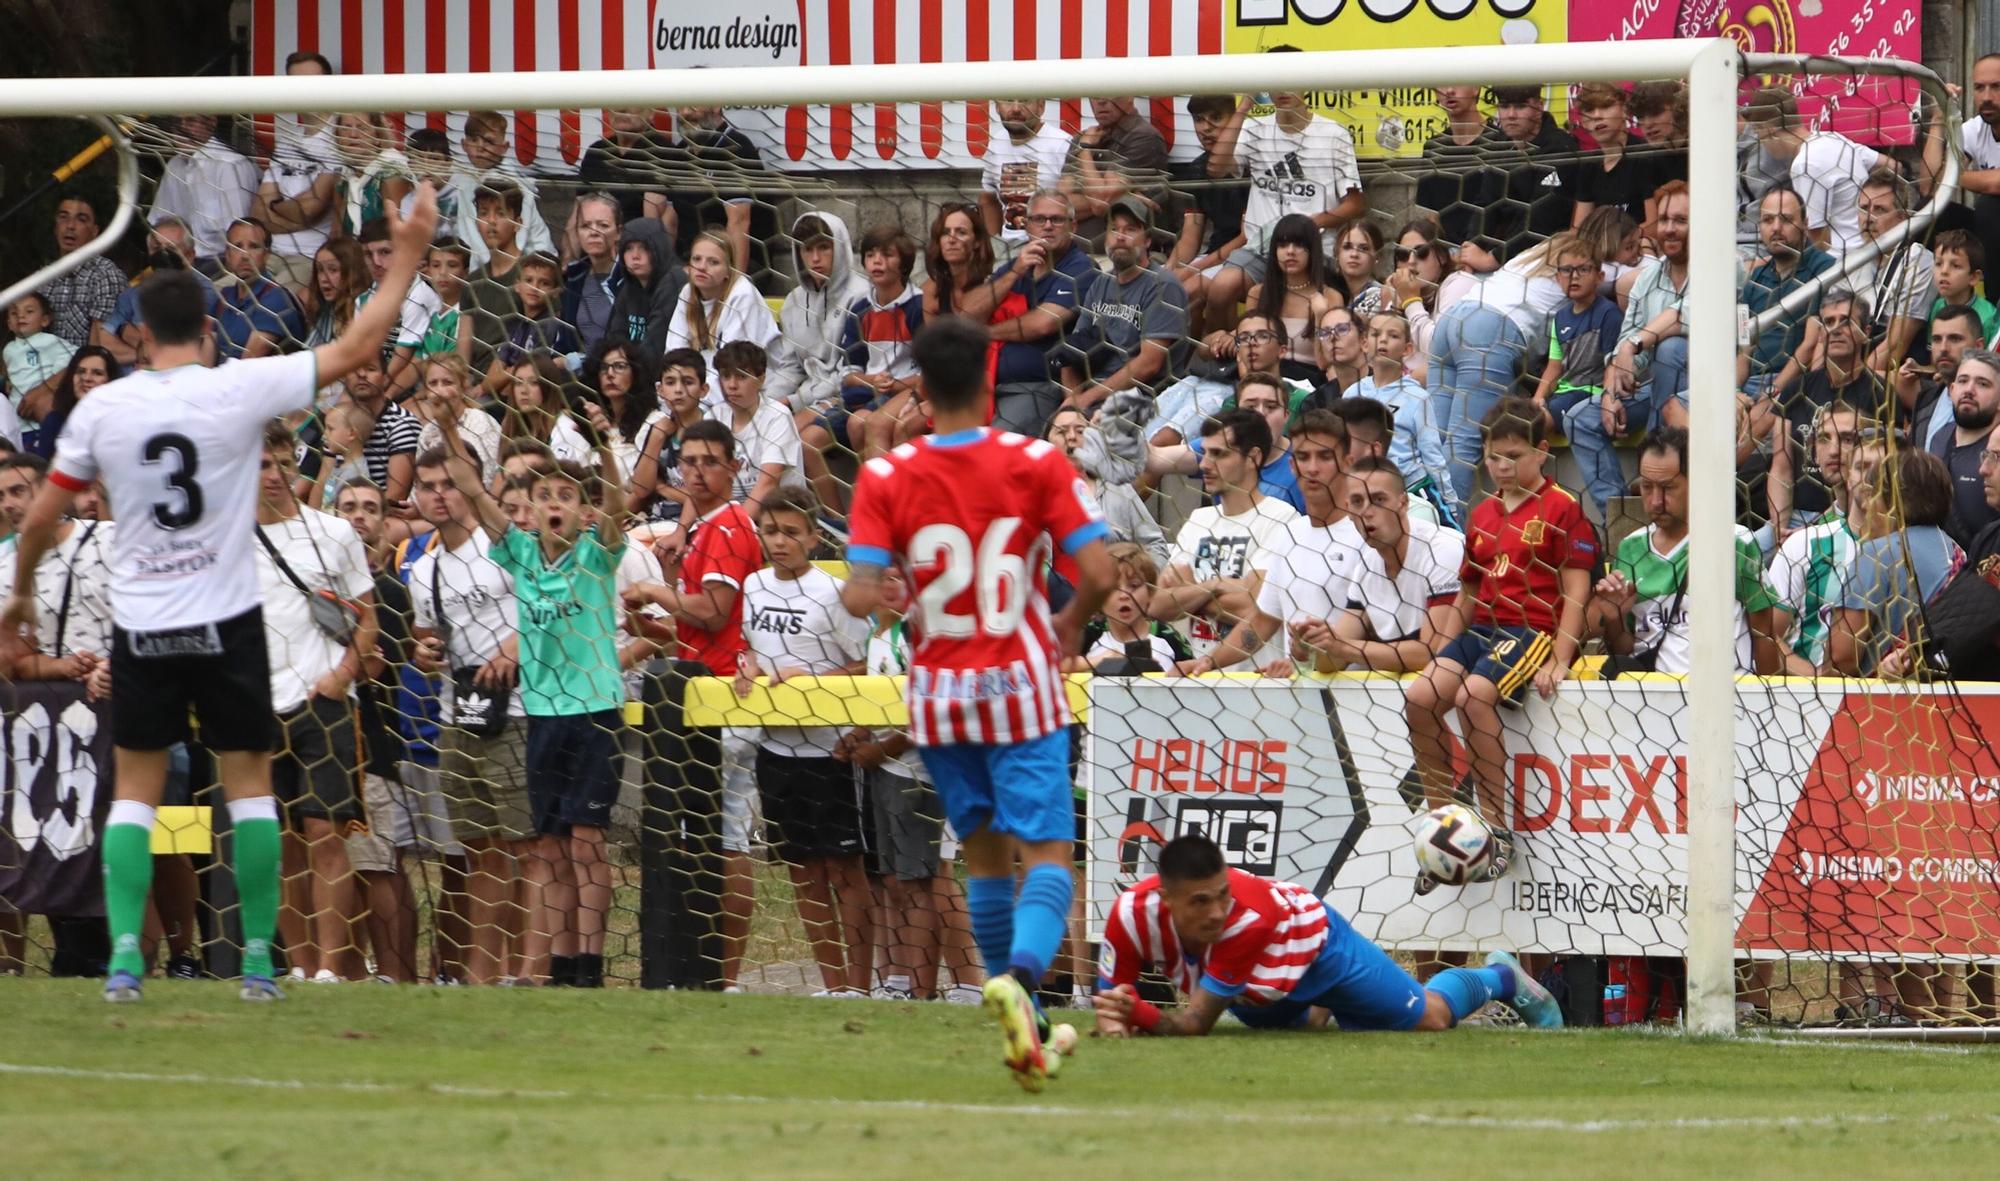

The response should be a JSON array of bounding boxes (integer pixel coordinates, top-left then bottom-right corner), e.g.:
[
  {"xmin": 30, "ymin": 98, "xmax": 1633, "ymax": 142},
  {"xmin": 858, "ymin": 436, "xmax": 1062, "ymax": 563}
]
[{"xmin": 1385, "ymin": 219, "xmax": 1451, "ymax": 384}]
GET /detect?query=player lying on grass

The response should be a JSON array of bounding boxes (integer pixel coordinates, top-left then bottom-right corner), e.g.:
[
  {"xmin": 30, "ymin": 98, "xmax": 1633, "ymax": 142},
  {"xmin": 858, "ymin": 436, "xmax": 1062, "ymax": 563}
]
[{"xmin": 1092, "ymin": 835, "xmax": 1562, "ymax": 1036}]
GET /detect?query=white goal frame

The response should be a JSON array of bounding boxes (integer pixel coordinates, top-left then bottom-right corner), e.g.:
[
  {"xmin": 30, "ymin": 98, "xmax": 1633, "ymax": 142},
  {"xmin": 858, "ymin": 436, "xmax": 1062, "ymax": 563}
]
[{"xmin": 0, "ymin": 40, "xmax": 1957, "ymax": 1036}]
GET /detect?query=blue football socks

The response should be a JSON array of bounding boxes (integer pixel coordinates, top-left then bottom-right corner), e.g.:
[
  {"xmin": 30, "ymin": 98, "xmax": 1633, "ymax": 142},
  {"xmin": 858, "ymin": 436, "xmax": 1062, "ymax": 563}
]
[
  {"xmin": 965, "ymin": 875, "xmax": 1016, "ymax": 978},
  {"xmin": 1006, "ymin": 863, "xmax": 1073, "ymax": 984},
  {"xmin": 1427, "ymin": 965, "xmax": 1512, "ymax": 1023}
]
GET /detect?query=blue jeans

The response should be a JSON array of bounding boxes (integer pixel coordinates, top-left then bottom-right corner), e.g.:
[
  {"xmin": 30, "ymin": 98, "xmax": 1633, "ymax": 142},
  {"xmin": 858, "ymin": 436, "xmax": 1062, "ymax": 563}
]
[
  {"xmin": 1652, "ymin": 335, "xmax": 1690, "ymax": 409},
  {"xmin": 1565, "ymin": 390, "xmax": 1660, "ymax": 520},
  {"xmin": 1430, "ymin": 302, "xmax": 1531, "ymax": 505}
]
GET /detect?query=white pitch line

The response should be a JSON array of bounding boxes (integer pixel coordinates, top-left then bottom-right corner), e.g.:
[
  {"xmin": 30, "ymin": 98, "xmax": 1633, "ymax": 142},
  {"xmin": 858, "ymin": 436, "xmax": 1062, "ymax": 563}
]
[{"xmin": 4, "ymin": 1060, "xmax": 1997, "ymax": 1135}]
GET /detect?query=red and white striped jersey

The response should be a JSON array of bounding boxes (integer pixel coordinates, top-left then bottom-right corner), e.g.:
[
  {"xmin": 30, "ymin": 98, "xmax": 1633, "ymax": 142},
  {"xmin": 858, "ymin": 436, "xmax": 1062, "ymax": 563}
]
[
  {"xmin": 846, "ymin": 428, "xmax": 1107, "ymax": 747},
  {"xmin": 1099, "ymin": 869, "xmax": 1331, "ymax": 1004}
]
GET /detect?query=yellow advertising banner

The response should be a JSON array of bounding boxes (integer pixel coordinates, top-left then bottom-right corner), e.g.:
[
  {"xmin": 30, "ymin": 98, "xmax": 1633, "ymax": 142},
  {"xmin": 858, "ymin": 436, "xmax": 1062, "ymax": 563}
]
[{"xmin": 1226, "ymin": 0, "xmax": 1570, "ymax": 159}]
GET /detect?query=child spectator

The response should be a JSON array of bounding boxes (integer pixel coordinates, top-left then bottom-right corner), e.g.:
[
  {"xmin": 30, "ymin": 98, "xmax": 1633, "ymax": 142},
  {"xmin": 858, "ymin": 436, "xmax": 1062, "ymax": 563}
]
[
  {"xmin": 735, "ymin": 488, "xmax": 872, "ymax": 996},
  {"xmin": 436, "ymin": 401, "xmax": 630, "ymax": 989},
  {"xmin": 770, "ymin": 212, "xmax": 869, "ymax": 412},
  {"xmin": 666, "ymin": 230, "xmax": 780, "ymax": 399},
  {"xmin": 628, "ymin": 348, "xmax": 708, "ymax": 523},
  {"xmin": 1072, "ymin": 542, "xmax": 1188, "ymax": 671},
  {"xmin": 311, "ymin": 401, "xmax": 377, "ymax": 512},
  {"xmin": 1344, "ymin": 312, "xmax": 1455, "ymax": 526},
  {"xmin": 834, "ymin": 564, "xmax": 973, "ymax": 1001},
  {"xmin": 480, "ymin": 253, "xmax": 579, "ymax": 397},
  {"xmin": 797, "ymin": 226, "xmax": 922, "ymax": 512},
  {"xmin": 419, "ymin": 237, "xmax": 473, "ymax": 360},
  {"xmin": 1403, "ymin": 397, "xmax": 1596, "ymax": 892},
  {"xmin": 1537, "ymin": 235, "xmax": 1629, "ymax": 519},
  {"xmin": 401, "ymin": 128, "xmax": 458, "ymax": 230},
  {"xmin": 5, "ymin": 293, "xmax": 71, "ymax": 444},
  {"xmin": 495, "ymin": 354, "xmax": 595, "ymax": 464},
  {"xmin": 1931, "ymin": 230, "xmax": 2000, "ymax": 344},
  {"xmin": 839, "ymin": 226, "xmax": 925, "ymax": 405},
  {"xmin": 711, "ymin": 340, "xmax": 802, "ymax": 516},
  {"xmin": 607, "ymin": 218, "xmax": 686, "ymax": 356}
]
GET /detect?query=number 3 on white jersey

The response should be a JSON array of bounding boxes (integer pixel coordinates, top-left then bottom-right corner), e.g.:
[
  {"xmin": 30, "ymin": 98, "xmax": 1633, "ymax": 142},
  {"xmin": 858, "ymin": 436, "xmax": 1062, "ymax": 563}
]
[{"xmin": 910, "ymin": 518, "xmax": 1044, "ymax": 639}]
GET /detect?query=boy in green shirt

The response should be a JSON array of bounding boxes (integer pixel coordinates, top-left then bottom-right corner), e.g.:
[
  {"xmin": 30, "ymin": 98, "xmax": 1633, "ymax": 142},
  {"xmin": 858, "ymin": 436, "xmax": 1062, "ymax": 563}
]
[
  {"xmin": 1592, "ymin": 426, "xmax": 1784, "ymax": 675},
  {"xmin": 1930, "ymin": 230, "xmax": 2000, "ymax": 344},
  {"xmin": 437, "ymin": 403, "xmax": 628, "ymax": 987}
]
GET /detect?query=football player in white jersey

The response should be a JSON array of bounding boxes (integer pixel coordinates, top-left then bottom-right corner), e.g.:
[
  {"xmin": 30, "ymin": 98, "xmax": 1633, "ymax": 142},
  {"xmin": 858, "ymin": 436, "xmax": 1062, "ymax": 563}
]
[{"xmin": 2, "ymin": 184, "xmax": 440, "ymax": 1003}]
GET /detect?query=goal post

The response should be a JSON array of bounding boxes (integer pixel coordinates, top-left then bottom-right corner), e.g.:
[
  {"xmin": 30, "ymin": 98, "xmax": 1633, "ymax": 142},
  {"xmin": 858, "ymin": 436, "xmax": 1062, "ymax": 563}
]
[{"xmin": 0, "ymin": 42, "xmax": 1969, "ymax": 1031}]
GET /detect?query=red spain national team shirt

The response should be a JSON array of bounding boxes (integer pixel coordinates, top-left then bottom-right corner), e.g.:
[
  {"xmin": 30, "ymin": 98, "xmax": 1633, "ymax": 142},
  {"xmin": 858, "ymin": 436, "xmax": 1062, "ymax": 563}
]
[
  {"xmin": 1459, "ymin": 478, "xmax": 1597, "ymax": 634},
  {"xmin": 846, "ymin": 427, "xmax": 1108, "ymax": 746},
  {"xmin": 677, "ymin": 500, "xmax": 762, "ymax": 676}
]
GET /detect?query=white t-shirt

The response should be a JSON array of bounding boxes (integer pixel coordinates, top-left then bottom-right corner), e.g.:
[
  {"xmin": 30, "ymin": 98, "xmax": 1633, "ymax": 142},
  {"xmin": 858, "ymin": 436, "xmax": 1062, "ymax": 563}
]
[
  {"xmin": 1790, "ymin": 131, "xmax": 1880, "ymax": 264},
  {"xmin": 408, "ymin": 527, "xmax": 525, "ymax": 720},
  {"xmin": 1862, "ymin": 241, "xmax": 1937, "ymax": 324},
  {"xmin": 358, "ymin": 275, "xmax": 444, "ymax": 352},
  {"xmin": 615, "ymin": 541, "xmax": 670, "ymax": 697},
  {"xmin": 155, "ymin": 140, "xmax": 261, "ymax": 258},
  {"xmin": 1236, "ymin": 114, "xmax": 1363, "ymax": 255},
  {"xmin": 712, "ymin": 398, "xmax": 803, "ymax": 502},
  {"xmin": 1255, "ymin": 515, "xmax": 1364, "ymax": 644},
  {"xmin": 610, "ymin": 408, "xmax": 673, "ymax": 487},
  {"xmin": 52, "ymin": 352, "xmax": 318, "ymax": 631},
  {"xmin": 740, "ymin": 566, "xmax": 869, "ymax": 756},
  {"xmin": 1172, "ymin": 496, "xmax": 1301, "ymax": 657},
  {"xmin": 418, "ymin": 410, "xmax": 504, "ymax": 484},
  {"xmin": 1346, "ymin": 518, "xmax": 1464, "ymax": 649},
  {"xmin": 982, "ymin": 123, "xmax": 1075, "ymax": 245},
  {"xmin": 253, "ymin": 507, "xmax": 374, "ymax": 713},
  {"xmin": 1962, "ymin": 115, "xmax": 2000, "ymax": 171},
  {"xmin": 0, "ymin": 519, "xmax": 117, "ymax": 660},
  {"xmin": 864, "ymin": 624, "xmax": 926, "ymax": 782},
  {"xmin": 548, "ymin": 414, "xmax": 595, "ymax": 465},
  {"xmin": 262, "ymin": 126, "xmax": 341, "ymax": 258}
]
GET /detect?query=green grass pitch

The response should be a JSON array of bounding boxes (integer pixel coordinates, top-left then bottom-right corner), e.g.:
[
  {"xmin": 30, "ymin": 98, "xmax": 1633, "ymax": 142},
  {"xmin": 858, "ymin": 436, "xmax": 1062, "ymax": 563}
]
[{"xmin": 4, "ymin": 979, "xmax": 2000, "ymax": 1179}]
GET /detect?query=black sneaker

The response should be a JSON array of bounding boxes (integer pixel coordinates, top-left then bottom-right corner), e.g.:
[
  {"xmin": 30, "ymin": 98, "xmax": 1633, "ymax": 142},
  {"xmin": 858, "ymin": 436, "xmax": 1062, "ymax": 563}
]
[{"xmin": 165, "ymin": 954, "xmax": 201, "ymax": 981}]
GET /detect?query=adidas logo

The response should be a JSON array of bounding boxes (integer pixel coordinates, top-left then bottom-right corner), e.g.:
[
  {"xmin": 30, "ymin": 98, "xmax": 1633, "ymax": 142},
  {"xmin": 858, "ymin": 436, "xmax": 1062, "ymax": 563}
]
[{"xmin": 457, "ymin": 691, "xmax": 492, "ymax": 721}]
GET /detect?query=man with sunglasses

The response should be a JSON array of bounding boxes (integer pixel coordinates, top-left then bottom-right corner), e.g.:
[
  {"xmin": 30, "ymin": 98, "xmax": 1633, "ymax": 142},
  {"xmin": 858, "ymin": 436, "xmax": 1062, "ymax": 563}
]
[{"xmin": 1767, "ymin": 289, "xmax": 1887, "ymax": 547}]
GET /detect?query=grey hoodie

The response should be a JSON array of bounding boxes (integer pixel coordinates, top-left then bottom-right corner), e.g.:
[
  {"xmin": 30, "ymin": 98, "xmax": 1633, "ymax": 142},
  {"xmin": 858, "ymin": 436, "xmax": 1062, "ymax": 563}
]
[
  {"xmin": 607, "ymin": 217, "xmax": 687, "ymax": 356},
  {"xmin": 768, "ymin": 210, "xmax": 871, "ymax": 410}
]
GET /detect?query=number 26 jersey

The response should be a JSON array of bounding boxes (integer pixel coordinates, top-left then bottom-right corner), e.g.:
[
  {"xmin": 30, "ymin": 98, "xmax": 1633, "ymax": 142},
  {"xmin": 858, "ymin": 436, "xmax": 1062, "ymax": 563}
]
[
  {"xmin": 50, "ymin": 351, "xmax": 319, "ymax": 631},
  {"xmin": 846, "ymin": 428, "xmax": 1107, "ymax": 748}
]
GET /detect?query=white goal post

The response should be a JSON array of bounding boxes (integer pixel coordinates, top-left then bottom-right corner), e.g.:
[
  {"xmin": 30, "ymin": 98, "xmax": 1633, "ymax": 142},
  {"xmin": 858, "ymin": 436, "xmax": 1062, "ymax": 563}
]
[{"xmin": 0, "ymin": 40, "xmax": 1959, "ymax": 1034}]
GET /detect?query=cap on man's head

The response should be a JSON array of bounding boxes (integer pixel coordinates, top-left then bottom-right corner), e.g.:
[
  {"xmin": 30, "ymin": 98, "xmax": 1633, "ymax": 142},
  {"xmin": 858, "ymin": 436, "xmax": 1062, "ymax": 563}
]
[{"xmin": 1107, "ymin": 195, "xmax": 1153, "ymax": 232}]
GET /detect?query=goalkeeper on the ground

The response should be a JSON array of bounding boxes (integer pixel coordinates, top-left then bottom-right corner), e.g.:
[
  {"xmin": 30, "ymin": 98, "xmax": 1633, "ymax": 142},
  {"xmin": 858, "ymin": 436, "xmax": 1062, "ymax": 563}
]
[{"xmin": 1092, "ymin": 835, "xmax": 1561, "ymax": 1036}]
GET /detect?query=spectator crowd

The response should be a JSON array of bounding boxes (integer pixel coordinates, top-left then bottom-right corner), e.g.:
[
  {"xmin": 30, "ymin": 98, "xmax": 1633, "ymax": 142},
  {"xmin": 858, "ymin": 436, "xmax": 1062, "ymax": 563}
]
[{"xmin": 6, "ymin": 46, "xmax": 2000, "ymax": 1019}]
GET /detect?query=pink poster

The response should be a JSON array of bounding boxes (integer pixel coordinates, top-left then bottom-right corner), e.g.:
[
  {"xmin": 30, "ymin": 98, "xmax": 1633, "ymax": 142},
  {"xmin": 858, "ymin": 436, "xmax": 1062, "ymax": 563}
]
[{"xmin": 1570, "ymin": 0, "xmax": 1924, "ymax": 144}]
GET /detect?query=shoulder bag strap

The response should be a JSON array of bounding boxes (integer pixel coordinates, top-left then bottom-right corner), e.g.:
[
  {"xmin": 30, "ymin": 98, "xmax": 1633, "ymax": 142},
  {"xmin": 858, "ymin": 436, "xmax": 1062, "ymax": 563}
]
[{"xmin": 52, "ymin": 521, "xmax": 99, "ymax": 656}]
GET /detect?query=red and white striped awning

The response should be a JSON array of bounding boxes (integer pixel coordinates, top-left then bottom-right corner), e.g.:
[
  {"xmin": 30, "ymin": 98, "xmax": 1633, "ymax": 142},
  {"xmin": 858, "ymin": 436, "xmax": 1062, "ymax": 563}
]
[{"xmin": 250, "ymin": 0, "xmax": 1225, "ymax": 172}]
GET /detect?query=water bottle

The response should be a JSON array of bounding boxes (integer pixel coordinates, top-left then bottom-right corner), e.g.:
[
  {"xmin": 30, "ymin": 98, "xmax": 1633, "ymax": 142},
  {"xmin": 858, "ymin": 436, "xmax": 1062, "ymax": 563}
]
[{"xmin": 1602, "ymin": 983, "xmax": 1629, "ymax": 1026}]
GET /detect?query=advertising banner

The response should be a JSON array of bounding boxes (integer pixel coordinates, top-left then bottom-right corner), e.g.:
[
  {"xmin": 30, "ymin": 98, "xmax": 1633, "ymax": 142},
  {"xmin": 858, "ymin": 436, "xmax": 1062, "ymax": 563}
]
[
  {"xmin": 0, "ymin": 682, "xmax": 113, "ymax": 918},
  {"xmin": 1087, "ymin": 678, "xmax": 2000, "ymax": 962}
]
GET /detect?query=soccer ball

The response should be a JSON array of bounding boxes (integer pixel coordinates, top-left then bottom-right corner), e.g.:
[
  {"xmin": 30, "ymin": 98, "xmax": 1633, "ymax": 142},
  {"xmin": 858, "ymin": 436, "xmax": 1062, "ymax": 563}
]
[
  {"xmin": 1413, "ymin": 804, "xmax": 1494, "ymax": 886},
  {"xmin": 1048, "ymin": 1022, "xmax": 1079, "ymax": 1058}
]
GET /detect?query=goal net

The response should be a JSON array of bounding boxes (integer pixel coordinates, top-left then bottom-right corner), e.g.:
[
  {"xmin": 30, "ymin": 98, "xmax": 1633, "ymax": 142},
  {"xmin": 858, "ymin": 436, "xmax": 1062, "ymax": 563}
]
[{"xmin": 0, "ymin": 40, "xmax": 1985, "ymax": 1035}]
